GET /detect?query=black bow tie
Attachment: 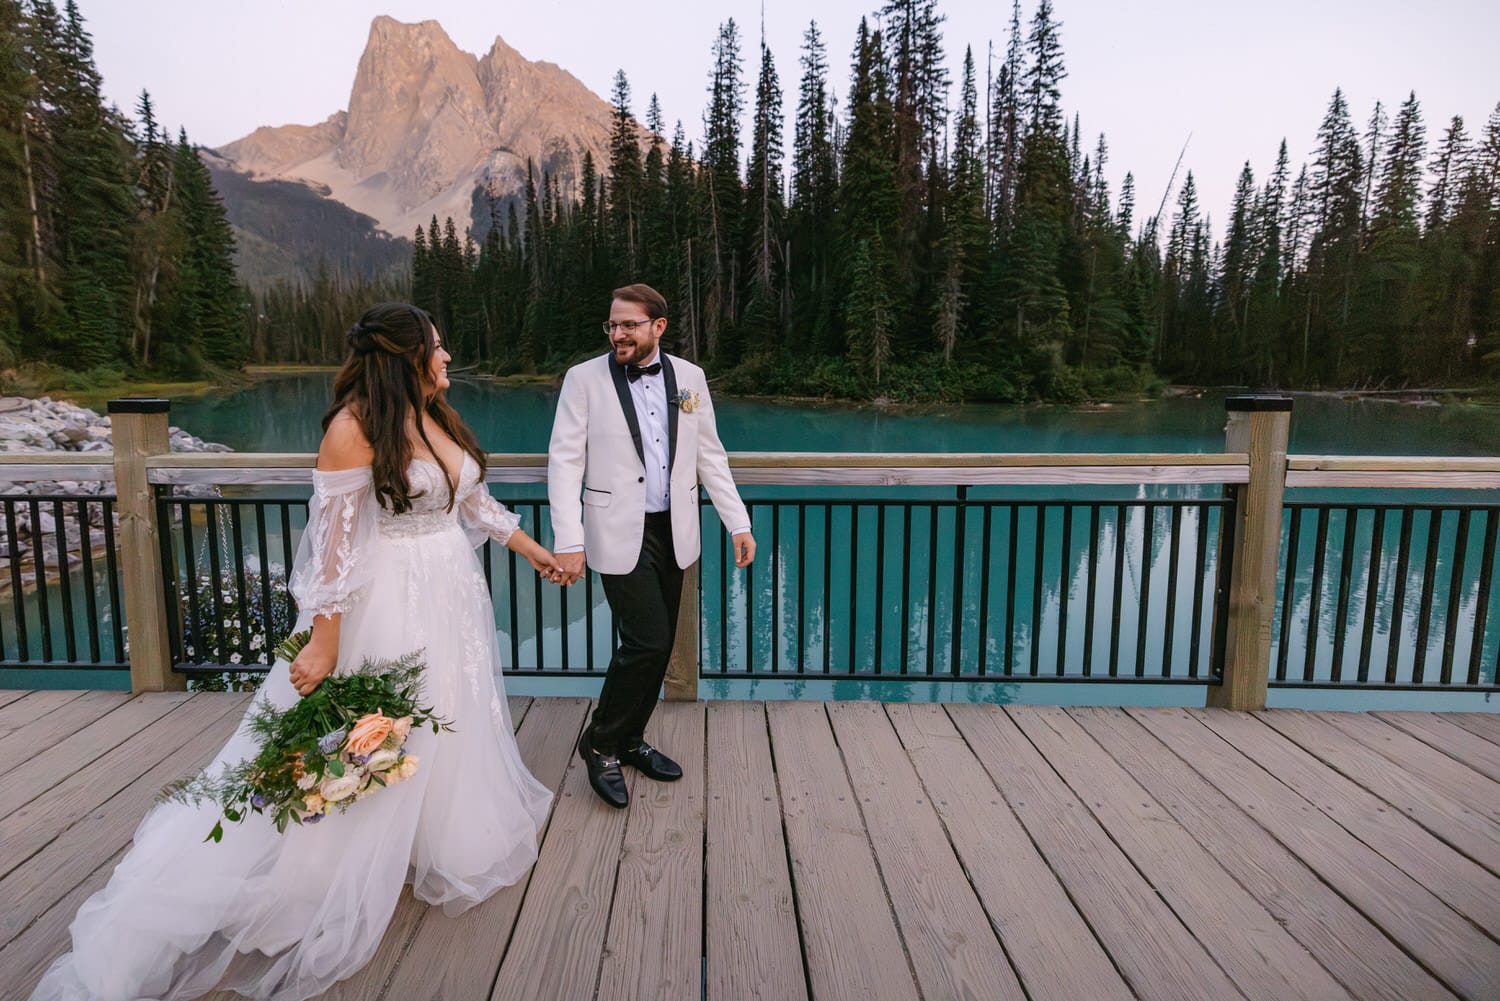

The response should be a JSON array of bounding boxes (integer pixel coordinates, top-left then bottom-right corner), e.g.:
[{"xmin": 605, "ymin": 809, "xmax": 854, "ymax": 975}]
[{"xmin": 626, "ymin": 361, "xmax": 662, "ymax": 382}]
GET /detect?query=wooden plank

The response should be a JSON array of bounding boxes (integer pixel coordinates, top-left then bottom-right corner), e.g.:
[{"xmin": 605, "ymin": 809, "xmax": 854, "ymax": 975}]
[
  {"xmin": 0, "ymin": 691, "xmax": 131, "ymax": 771},
  {"xmin": 0, "ymin": 690, "xmax": 84, "ymax": 735},
  {"xmin": 1376, "ymin": 712, "xmax": 1500, "ymax": 783},
  {"xmin": 0, "ymin": 693, "xmax": 217, "ymax": 878},
  {"xmin": 596, "ymin": 702, "xmax": 707, "ymax": 1001},
  {"xmin": 728, "ymin": 451, "xmax": 1249, "ymax": 468},
  {"xmin": 885, "ymin": 704, "xmax": 1132, "ymax": 1001},
  {"xmin": 352, "ymin": 698, "xmax": 588, "ymax": 1001},
  {"xmin": 1008, "ymin": 706, "xmax": 1348, "ymax": 1001},
  {"xmin": 944, "ymin": 704, "xmax": 1242, "ymax": 1001},
  {"xmin": 1254, "ymin": 710, "xmax": 1500, "ymax": 878},
  {"xmin": 0, "ymin": 694, "xmax": 249, "ymax": 948},
  {"xmin": 1285, "ymin": 469, "xmax": 1500, "ymax": 489},
  {"xmin": 703, "ymin": 702, "xmax": 808, "ymax": 1001},
  {"xmin": 488, "ymin": 704, "xmax": 636, "ymax": 1001},
  {"xmin": 1127, "ymin": 707, "xmax": 1500, "ymax": 1001},
  {"xmin": 0, "ymin": 690, "xmax": 32, "ymax": 711},
  {"xmin": 1288, "ymin": 455, "xmax": 1500, "ymax": 472},
  {"xmin": 1072, "ymin": 707, "xmax": 1457, "ymax": 1001},
  {"xmin": 827, "ymin": 702, "xmax": 1025, "ymax": 1001},
  {"xmin": 0, "ymin": 691, "xmax": 191, "ymax": 820},
  {"xmin": 766, "ymin": 701, "xmax": 920, "ymax": 1001},
  {"xmin": 1312, "ymin": 711, "xmax": 1500, "ymax": 824},
  {"xmin": 729, "ymin": 464, "xmax": 1250, "ymax": 486},
  {"xmin": 1447, "ymin": 713, "xmax": 1500, "ymax": 743},
  {"xmin": 1194, "ymin": 708, "xmax": 1500, "ymax": 928},
  {"xmin": 0, "ymin": 845, "xmax": 127, "ymax": 1001}
]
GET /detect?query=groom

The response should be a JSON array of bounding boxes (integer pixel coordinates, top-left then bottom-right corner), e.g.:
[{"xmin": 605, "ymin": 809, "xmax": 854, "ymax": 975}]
[{"xmin": 548, "ymin": 283, "xmax": 755, "ymax": 808}]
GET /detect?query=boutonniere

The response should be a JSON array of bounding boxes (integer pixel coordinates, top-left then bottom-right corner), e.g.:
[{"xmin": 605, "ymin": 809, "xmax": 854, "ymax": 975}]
[{"xmin": 671, "ymin": 389, "xmax": 700, "ymax": 413}]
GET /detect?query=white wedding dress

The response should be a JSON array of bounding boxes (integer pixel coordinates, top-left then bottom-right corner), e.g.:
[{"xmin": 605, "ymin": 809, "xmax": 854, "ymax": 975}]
[{"xmin": 31, "ymin": 456, "xmax": 553, "ymax": 1001}]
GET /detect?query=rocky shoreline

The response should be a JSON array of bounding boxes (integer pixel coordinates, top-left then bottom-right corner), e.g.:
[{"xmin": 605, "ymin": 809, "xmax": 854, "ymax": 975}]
[{"xmin": 1, "ymin": 396, "xmax": 231, "ymax": 590}]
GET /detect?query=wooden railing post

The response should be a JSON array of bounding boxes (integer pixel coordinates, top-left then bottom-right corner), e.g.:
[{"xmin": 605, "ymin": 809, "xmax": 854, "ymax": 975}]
[
  {"xmin": 665, "ymin": 561, "xmax": 700, "ymax": 701},
  {"xmin": 109, "ymin": 398, "xmax": 182, "ymax": 693},
  {"xmin": 1209, "ymin": 395, "xmax": 1292, "ymax": 710}
]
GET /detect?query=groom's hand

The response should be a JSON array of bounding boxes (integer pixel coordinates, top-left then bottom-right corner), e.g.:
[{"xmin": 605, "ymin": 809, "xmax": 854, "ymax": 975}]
[
  {"xmin": 557, "ymin": 551, "xmax": 586, "ymax": 585},
  {"xmin": 732, "ymin": 531, "xmax": 756, "ymax": 568}
]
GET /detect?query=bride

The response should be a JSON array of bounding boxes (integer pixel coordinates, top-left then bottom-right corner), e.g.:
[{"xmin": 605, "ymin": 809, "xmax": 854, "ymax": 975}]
[{"xmin": 32, "ymin": 303, "xmax": 563, "ymax": 1000}]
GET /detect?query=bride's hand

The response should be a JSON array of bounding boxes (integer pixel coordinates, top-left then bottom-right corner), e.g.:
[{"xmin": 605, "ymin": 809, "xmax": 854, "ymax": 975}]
[
  {"xmin": 289, "ymin": 642, "xmax": 336, "ymax": 696},
  {"xmin": 526, "ymin": 547, "xmax": 566, "ymax": 585}
]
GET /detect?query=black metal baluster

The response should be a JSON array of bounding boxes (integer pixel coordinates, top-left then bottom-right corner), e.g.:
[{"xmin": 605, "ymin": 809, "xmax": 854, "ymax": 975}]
[
  {"xmin": 873, "ymin": 503, "xmax": 884, "ymax": 673},
  {"xmin": 901, "ymin": 504, "xmax": 913, "ymax": 675},
  {"xmin": 978, "ymin": 504, "xmax": 994, "ymax": 676},
  {"xmin": 278, "ymin": 502, "xmax": 295, "ymax": 628},
  {"xmin": 80, "ymin": 500, "xmax": 101, "ymax": 664},
  {"xmin": 1083, "ymin": 504, "xmax": 1100, "ymax": 677},
  {"xmin": 822, "ymin": 504, "xmax": 832, "ymax": 675},
  {"xmin": 255, "ymin": 504, "xmax": 274, "ymax": 663},
  {"xmin": 928, "ymin": 502, "xmax": 941, "ymax": 677},
  {"xmin": 1135, "ymin": 504, "xmax": 1154, "ymax": 678},
  {"xmin": 531, "ymin": 503, "xmax": 544, "ymax": 669},
  {"xmin": 1163, "ymin": 505, "xmax": 1182, "ymax": 678},
  {"xmin": 230, "ymin": 504, "xmax": 251, "ymax": 666},
  {"xmin": 1303, "ymin": 508, "xmax": 1330, "ymax": 682},
  {"xmin": 1439, "ymin": 508, "xmax": 1471, "ymax": 686},
  {"xmin": 1189, "ymin": 502, "xmax": 1212, "ymax": 679},
  {"xmin": 1277, "ymin": 507, "xmax": 1302, "ymax": 683},
  {"xmin": 1109, "ymin": 504, "xmax": 1126, "ymax": 678},
  {"xmin": 797, "ymin": 504, "xmax": 807, "ymax": 674},
  {"xmin": 103, "ymin": 499, "xmax": 123, "ymax": 662},
  {"xmin": 1055, "ymin": 501, "xmax": 1069, "ymax": 676},
  {"xmin": 29, "ymin": 499, "xmax": 53, "ymax": 660},
  {"xmin": 1412, "ymin": 509, "xmax": 1442, "ymax": 685},
  {"xmin": 1330, "ymin": 508, "xmax": 1357, "ymax": 684},
  {"xmin": 1357, "ymin": 509, "xmax": 1386, "ymax": 684},
  {"xmin": 1005, "ymin": 504, "xmax": 1019, "ymax": 677},
  {"xmin": 51, "ymin": 500, "xmax": 77, "ymax": 662},
  {"xmin": 1030, "ymin": 504, "xmax": 1045, "ymax": 677},
  {"xmin": 952, "ymin": 487, "xmax": 968, "ymax": 678},
  {"xmin": 1469, "ymin": 508, "xmax": 1498, "ymax": 687},
  {"xmin": 205, "ymin": 503, "xmax": 228, "ymax": 664},
  {"xmin": 1385, "ymin": 508, "xmax": 1414, "ymax": 684}
]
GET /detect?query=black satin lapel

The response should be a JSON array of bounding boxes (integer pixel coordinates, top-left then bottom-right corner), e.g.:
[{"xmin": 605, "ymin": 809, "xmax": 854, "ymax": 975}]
[
  {"xmin": 662, "ymin": 354, "xmax": 680, "ymax": 471},
  {"xmin": 607, "ymin": 354, "xmax": 646, "ymax": 466}
]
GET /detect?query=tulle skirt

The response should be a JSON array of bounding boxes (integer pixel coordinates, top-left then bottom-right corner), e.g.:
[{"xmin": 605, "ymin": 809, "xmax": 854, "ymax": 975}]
[{"xmin": 31, "ymin": 524, "xmax": 553, "ymax": 1001}]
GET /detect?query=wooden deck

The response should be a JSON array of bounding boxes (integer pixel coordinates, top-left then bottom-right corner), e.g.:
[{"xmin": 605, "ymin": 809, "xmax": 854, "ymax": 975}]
[{"xmin": 1, "ymin": 690, "xmax": 1498, "ymax": 1001}]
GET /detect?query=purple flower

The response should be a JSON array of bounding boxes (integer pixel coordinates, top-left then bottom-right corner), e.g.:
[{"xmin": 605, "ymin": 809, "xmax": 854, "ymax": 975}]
[
  {"xmin": 251, "ymin": 794, "xmax": 267, "ymax": 809},
  {"xmin": 303, "ymin": 812, "xmax": 323, "ymax": 824},
  {"xmin": 352, "ymin": 753, "xmax": 370, "ymax": 766}
]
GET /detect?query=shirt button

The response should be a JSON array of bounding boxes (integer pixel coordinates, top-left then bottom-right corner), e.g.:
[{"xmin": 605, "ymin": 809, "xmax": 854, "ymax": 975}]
[{"xmin": 638, "ymin": 476, "xmax": 645, "ymax": 483}]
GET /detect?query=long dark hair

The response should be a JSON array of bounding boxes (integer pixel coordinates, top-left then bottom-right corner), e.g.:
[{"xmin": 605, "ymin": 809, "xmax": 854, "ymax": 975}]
[{"xmin": 322, "ymin": 303, "xmax": 486, "ymax": 514}]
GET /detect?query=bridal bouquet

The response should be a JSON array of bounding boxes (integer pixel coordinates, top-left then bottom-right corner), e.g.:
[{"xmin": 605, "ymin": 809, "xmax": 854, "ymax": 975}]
[{"xmin": 162, "ymin": 630, "xmax": 452, "ymax": 842}]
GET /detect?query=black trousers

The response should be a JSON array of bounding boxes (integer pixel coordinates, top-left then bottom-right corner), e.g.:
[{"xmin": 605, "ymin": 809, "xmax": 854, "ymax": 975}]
[{"xmin": 587, "ymin": 511, "xmax": 683, "ymax": 755}]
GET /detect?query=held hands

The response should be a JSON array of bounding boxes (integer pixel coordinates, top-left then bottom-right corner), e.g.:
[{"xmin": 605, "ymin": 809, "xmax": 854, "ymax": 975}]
[
  {"xmin": 732, "ymin": 531, "xmax": 756, "ymax": 568},
  {"xmin": 553, "ymin": 550, "xmax": 586, "ymax": 586}
]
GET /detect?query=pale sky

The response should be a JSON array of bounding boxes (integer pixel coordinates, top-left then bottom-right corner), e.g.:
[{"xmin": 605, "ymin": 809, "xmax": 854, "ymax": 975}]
[{"xmin": 79, "ymin": 0, "xmax": 1498, "ymax": 241}]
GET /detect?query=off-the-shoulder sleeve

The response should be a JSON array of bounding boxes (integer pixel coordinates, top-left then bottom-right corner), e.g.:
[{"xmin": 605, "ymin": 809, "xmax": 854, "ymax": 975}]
[
  {"xmin": 456, "ymin": 480, "xmax": 521, "ymax": 549},
  {"xmin": 289, "ymin": 466, "xmax": 378, "ymax": 618}
]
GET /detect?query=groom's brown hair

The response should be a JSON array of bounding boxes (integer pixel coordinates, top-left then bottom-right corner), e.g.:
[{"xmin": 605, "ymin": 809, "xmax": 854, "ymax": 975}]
[{"xmin": 613, "ymin": 283, "xmax": 667, "ymax": 320}]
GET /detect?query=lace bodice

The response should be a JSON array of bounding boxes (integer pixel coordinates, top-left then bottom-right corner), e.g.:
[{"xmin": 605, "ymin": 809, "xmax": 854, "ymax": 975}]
[{"xmin": 289, "ymin": 454, "xmax": 520, "ymax": 618}]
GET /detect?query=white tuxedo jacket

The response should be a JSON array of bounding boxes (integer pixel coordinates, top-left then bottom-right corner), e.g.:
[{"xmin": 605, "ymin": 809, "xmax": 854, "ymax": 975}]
[{"xmin": 547, "ymin": 352, "xmax": 750, "ymax": 575}]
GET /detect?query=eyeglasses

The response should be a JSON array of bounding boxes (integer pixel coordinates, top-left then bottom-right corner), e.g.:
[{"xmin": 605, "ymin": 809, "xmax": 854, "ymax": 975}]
[{"xmin": 602, "ymin": 319, "xmax": 656, "ymax": 335}]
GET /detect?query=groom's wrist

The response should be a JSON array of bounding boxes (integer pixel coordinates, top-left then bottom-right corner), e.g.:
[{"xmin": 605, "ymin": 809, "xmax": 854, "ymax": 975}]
[{"xmin": 554, "ymin": 545, "xmax": 584, "ymax": 554}]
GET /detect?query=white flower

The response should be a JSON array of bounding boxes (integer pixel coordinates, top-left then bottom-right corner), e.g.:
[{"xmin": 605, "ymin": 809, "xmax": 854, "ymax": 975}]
[
  {"xmin": 296, "ymin": 770, "xmax": 319, "ymax": 790},
  {"xmin": 319, "ymin": 772, "xmax": 362, "ymax": 802},
  {"xmin": 366, "ymin": 748, "xmax": 399, "ymax": 773},
  {"xmin": 250, "ymin": 635, "xmax": 264, "ymax": 651},
  {"xmin": 229, "ymin": 652, "xmax": 242, "ymax": 664}
]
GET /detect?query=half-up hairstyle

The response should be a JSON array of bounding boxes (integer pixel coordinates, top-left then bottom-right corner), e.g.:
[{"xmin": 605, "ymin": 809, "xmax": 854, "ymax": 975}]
[{"xmin": 322, "ymin": 303, "xmax": 487, "ymax": 514}]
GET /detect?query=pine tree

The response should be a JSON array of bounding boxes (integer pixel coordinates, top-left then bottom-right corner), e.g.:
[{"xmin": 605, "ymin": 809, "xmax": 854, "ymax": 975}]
[
  {"xmin": 701, "ymin": 19, "xmax": 745, "ymax": 359},
  {"xmin": 607, "ymin": 70, "xmax": 643, "ymax": 275},
  {"xmin": 742, "ymin": 33, "xmax": 785, "ymax": 353},
  {"xmin": 790, "ymin": 20, "xmax": 838, "ymax": 354}
]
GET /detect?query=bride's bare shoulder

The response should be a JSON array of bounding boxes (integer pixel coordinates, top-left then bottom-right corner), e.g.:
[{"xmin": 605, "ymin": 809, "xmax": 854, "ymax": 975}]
[{"xmin": 317, "ymin": 408, "xmax": 375, "ymax": 471}]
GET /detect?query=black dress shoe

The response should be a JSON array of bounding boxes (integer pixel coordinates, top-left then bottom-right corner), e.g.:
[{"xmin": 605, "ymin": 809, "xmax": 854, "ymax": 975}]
[
  {"xmin": 577, "ymin": 733, "xmax": 628, "ymax": 808},
  {"xmin": 618, "ymin": 741, "xmax": 682, "ymax": 781}
]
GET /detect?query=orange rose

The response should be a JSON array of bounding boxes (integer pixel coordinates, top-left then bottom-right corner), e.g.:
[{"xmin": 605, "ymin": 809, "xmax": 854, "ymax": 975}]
[{"xmin": 347, "ymin": 711, "xmax": 395, "ymax": 756}]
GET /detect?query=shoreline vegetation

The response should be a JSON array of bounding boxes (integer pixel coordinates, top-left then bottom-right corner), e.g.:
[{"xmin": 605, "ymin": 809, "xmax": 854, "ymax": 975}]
[{"xmin": 7, "ymin": 361, "xmax": 1496, "ymax": 420}]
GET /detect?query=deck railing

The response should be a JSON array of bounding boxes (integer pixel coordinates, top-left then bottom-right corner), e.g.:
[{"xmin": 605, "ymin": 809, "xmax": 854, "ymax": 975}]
[{"xmin": 3, "ymin": 395, "xmax": 1499, "ymax": 708}]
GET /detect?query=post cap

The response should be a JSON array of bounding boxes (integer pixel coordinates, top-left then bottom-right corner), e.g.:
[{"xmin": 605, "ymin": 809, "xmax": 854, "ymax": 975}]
[
  {"xmin": 1225, "ymin": 395, "xmax": 1293, "ymax": 413},
  {"xmin": 107, "ymin": 398, "xmax": 171, "ymax": 414}
]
